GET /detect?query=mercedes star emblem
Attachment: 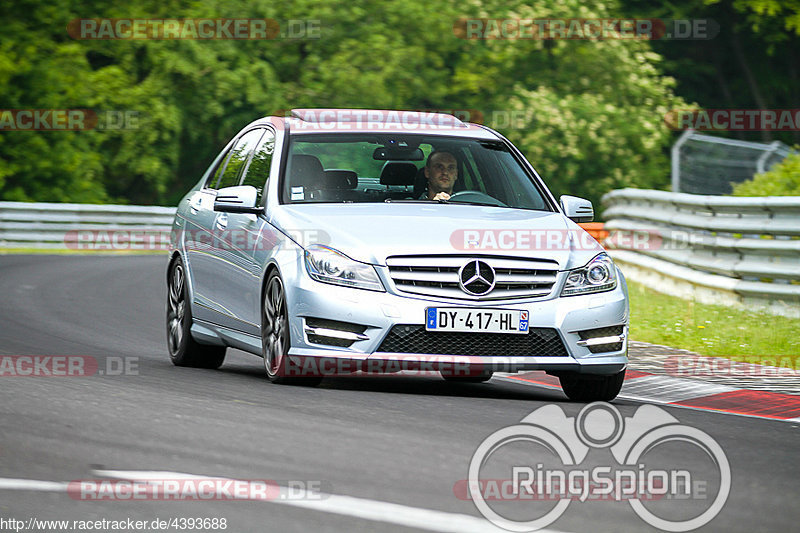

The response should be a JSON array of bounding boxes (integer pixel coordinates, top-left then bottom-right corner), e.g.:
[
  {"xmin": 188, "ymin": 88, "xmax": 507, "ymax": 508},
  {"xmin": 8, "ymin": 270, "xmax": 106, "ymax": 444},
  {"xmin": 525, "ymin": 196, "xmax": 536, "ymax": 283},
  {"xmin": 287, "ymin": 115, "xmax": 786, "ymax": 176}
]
[{"xmin": 458, "ymin": 259, "xmax": 496, "ymax": 296}]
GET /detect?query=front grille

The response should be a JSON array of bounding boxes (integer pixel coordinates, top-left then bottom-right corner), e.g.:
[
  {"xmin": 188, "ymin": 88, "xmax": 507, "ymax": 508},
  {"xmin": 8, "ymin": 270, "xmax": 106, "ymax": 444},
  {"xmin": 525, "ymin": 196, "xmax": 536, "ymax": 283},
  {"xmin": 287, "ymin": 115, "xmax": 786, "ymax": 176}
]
[
  {"xmin": 387, "ymin": 255, "xmax": 559, "ymax": 301},
  {"xmin": 377, "ymin": 325, "xmax": 568, "ymax": 356},
  {"xmin": 578, "ymin": 325, "xmax": 624, "ymax": 354}
]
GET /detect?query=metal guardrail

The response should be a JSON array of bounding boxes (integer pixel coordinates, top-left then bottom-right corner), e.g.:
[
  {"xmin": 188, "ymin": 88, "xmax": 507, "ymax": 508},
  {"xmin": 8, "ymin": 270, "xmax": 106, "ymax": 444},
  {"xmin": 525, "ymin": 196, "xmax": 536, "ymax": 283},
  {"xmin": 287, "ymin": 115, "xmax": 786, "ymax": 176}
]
[
  {"xmin": 602, "ymin": 189, "xmax": 800, "ymax": 316},
  {"xmin": 3, "ymin": 195, "xmax": 799, "ymax": 315},
  {"xmin": 0, "ymin": 201, "xmax": 176, "ymax": 249}
]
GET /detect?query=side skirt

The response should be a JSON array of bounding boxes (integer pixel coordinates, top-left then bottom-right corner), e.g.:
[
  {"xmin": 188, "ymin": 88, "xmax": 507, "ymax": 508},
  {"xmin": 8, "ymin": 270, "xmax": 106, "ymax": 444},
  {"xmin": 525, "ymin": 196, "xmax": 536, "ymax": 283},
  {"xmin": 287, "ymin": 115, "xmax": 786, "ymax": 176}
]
[{"xmin": 191, "ymin": 319, "xmax": 262, "ymax": 356}]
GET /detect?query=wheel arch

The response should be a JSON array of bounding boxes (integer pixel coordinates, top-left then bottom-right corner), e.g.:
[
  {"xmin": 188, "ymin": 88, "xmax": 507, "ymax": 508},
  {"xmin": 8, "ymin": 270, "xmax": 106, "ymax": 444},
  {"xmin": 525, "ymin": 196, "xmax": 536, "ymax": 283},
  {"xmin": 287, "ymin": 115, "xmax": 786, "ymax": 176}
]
[
  {"xmin": 167, "ymin": 250, "xmax": 198, "ymax": 322},
  {"xmin": 261, "ymin": 261, "xmax": 282, "ymax": 308}
]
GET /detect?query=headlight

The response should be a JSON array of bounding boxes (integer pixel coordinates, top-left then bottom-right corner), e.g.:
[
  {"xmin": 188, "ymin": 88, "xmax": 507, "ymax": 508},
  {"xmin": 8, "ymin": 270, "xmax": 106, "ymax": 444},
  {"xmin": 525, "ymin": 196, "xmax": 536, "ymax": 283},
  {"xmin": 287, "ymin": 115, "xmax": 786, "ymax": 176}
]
[
  {"xmin": 304, "ymin": 245, "xmax": 385, "ymax": 292},
  {"xmin": 561, "ymin": 253, "xmax": 617, "ymax": 296}
]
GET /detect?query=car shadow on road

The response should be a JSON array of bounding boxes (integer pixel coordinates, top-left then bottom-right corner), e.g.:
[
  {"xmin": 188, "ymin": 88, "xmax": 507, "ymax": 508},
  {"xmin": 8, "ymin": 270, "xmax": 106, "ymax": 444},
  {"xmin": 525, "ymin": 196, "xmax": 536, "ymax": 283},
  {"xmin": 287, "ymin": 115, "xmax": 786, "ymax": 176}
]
[
  {"xmin": 319, "ymin": 375, "xmax": 570, "ymax": 402},
  {"xmin": 216, "ymin": 357, "xmax": 570, "ymax": 403}
]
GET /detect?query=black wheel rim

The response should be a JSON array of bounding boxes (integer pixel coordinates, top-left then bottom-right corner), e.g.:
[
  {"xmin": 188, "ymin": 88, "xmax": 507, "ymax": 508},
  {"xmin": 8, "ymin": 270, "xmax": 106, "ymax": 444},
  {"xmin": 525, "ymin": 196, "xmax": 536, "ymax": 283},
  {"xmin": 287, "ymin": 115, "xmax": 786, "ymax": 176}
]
[
  {"xmin": 263, "ymin": 276, "xmax": 286, "ymax": 376},
  {"xmin": 167, "ymin": 262, "xmax": 185, "ymax": 355}
]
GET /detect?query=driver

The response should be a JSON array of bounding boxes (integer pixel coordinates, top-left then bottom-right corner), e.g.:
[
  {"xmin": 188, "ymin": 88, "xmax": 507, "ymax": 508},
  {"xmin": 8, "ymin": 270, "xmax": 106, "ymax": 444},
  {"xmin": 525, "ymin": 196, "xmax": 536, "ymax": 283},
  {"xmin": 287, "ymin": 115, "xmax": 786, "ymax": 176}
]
[{"xmin": 422, "ymin": 151, "xmax": 458, "ymax": 201}]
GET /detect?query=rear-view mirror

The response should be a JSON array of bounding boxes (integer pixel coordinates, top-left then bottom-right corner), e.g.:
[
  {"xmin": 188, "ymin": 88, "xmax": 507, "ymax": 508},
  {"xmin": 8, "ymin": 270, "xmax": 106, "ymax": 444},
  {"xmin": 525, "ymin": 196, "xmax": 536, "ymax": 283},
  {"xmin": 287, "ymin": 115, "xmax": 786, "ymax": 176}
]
[{"xmin": 373, "ymin": 147, "xmax": 425, "ymax": 161}]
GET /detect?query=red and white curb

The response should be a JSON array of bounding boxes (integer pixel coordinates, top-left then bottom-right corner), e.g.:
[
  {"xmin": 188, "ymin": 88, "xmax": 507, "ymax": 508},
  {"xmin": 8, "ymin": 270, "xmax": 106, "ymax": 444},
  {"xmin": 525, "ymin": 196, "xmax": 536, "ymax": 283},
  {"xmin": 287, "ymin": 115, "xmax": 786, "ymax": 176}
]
[{"xmin": 497, "ymin": 370, "xmax": 800, "ymax": 423}]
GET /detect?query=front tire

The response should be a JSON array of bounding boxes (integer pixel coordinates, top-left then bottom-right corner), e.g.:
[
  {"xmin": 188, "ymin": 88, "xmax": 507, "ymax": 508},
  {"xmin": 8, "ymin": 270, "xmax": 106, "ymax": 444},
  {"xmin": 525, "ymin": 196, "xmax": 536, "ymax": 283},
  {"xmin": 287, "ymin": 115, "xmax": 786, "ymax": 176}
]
[
  {"xmin": 166, "ymin": 256, "xmax": 226, "ymax": 369},
  {"xmin": 261, "ymin": 270, "xmax": 322, "ymax": 387},
  {"xmin": 559, "ymin": 369, "xmax": 625, "ymax": 402}
]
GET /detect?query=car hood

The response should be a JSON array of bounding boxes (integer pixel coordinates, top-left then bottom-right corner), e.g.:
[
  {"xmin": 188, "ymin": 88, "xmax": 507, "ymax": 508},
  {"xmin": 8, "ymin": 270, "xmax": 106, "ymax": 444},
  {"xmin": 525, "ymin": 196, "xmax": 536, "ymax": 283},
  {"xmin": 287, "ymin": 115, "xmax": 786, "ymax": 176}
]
[{"xmin": 270, "ymin": 203, "xmax": 604, "ymax": 270}]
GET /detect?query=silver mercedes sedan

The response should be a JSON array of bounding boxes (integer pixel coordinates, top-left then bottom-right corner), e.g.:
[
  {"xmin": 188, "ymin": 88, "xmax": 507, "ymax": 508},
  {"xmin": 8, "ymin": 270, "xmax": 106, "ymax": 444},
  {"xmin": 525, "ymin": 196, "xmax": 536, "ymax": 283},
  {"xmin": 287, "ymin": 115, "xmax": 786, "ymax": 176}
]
[{"xmin": 166, "ymin": 109, "xmax": 629, "ymax": 401}]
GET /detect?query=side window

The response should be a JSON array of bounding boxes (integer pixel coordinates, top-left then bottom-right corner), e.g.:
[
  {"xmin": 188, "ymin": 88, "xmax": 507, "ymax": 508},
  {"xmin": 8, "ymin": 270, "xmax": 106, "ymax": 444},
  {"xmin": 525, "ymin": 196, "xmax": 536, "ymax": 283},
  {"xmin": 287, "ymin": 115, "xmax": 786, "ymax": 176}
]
[
  {"xmin": 241, "ymin": 129, "xmax": 275, "ymax": 202},
  {"xmin": 215, "ymin": 129, "xmax": 264, "ymax": 190},
  {"xmin": 206, "ymin": 148, "xmax": 233, "ymax": 189},
  {"xmin": 460, "ymin": 147, "xmax": 484, "ymax": 192},
  {"xmin": 496, "ymin": 154, "xmax": 545, "ymax": 210}
]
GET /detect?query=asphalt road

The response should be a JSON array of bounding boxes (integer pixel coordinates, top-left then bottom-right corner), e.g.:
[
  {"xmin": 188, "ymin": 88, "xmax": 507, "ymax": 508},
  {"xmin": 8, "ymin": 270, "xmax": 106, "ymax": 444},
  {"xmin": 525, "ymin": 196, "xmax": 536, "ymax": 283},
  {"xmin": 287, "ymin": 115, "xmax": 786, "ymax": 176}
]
[{"xmin": 0, "ymin": 255, "xmax": 797, "ymax": 532}]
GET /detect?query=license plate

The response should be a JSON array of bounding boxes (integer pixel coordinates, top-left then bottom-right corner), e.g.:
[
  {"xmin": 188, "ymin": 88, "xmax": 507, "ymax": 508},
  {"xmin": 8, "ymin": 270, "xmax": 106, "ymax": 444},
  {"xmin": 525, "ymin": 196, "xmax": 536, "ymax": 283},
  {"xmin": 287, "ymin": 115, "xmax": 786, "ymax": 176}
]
[{"xmin": 425, "ymin": 308, "xmax": 529, "ymax": 334}]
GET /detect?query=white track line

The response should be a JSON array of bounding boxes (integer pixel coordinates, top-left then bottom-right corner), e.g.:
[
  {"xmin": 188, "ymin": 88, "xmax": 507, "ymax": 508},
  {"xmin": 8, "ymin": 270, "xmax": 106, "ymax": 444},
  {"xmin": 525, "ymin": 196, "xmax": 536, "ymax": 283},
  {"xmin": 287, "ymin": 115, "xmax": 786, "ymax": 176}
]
[
  {"xmin": 0, "ymin": 470, "xmax": 572, "ymax": 533},
  {"xmin": 0, "ymin": 478, "xmax": 68, "ymax": 491}
]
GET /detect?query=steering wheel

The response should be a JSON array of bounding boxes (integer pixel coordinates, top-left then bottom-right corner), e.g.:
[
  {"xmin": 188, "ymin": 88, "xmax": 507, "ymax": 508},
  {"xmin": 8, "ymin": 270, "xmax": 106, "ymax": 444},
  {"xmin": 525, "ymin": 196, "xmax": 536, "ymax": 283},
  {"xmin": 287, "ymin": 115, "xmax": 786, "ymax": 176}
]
[{"xmin": 447, "ymin": 190, "xmax": 507, "ymax": 207}]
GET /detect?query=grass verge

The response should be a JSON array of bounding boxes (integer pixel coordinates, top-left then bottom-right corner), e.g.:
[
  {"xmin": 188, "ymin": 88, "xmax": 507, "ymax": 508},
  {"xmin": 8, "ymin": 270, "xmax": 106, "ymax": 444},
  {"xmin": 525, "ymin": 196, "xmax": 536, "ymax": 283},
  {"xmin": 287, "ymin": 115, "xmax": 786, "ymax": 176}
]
[{"xmin": 628, "ymin": 280, "xmax": 800, "ymax": 369}]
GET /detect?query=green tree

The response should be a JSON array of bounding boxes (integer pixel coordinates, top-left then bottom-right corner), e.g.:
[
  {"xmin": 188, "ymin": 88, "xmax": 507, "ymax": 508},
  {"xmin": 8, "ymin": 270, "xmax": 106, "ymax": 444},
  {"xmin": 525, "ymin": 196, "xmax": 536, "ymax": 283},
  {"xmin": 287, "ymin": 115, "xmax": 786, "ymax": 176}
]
[
  {"xmin": 716, "ymin": 0, "xmax": 800, "ymax": 36},
  {"xmin": 1, "ymin": 0, "xmax": 687, "ymax": 209},
  {"xmin": 732, "ymin": 152, "xmax": 800, "ymax": 195}
]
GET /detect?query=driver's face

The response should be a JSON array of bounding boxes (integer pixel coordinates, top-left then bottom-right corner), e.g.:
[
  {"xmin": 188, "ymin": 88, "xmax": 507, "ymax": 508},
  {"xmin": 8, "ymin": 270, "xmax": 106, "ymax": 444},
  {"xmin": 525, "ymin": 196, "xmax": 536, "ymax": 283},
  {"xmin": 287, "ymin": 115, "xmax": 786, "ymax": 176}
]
[{"xmin": 424, "ymin": 153, "xmax": 457, "ymax": 197}]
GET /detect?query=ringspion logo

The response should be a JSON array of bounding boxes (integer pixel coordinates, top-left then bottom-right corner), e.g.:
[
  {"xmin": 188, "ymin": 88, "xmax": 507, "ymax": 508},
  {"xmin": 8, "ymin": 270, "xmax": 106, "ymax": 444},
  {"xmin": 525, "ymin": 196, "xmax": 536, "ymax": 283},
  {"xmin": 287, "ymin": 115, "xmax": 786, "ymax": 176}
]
[{"xmin": 463, "ymin": 403, "xmax": 730, "ymax": 531}]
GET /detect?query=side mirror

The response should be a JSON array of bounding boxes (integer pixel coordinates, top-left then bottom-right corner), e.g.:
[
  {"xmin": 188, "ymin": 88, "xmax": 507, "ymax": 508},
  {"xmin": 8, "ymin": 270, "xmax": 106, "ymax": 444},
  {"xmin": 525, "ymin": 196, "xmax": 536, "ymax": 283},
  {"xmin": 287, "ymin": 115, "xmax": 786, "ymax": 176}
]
[
  {"xmin": 560, "ymin": 195, "xmax": 594, "ymax": 223},
  {"xmin": 213, "ymin": 185, "xmax": 263, "ymax": 214}
]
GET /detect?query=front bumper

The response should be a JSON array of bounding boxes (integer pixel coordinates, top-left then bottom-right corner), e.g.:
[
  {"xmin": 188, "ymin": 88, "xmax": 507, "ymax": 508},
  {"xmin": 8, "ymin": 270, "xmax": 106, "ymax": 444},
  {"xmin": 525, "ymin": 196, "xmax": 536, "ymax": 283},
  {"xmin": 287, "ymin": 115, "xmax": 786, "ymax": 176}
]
[{"xmin": 283, "ymin": 264, "xmax": 629, "ymax": 376}]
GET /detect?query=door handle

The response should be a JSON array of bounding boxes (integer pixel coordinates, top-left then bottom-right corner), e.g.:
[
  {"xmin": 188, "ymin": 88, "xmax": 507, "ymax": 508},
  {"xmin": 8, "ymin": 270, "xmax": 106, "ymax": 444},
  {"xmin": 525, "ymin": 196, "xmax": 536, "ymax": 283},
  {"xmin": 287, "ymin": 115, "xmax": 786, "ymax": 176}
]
[
  {"xmin": 188, "ymin": 194, "xmax": 202, "ymax": 214},
  {"xmin": 215, "ymin": 214, "xmax": 228, "ymax": 230}
]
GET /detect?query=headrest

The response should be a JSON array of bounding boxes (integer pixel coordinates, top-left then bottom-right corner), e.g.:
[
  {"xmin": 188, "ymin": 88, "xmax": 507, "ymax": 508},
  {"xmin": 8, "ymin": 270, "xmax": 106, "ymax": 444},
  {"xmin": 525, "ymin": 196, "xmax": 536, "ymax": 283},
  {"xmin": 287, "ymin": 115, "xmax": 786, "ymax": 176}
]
[
  {"xmin": 380, "ymin": 161, "xmax": 418, "ymax": 186},
  {"xmin": 290, "ymin": 154, "xmax": 324, "ymax": 188},
  {"xmin": 324, "ymin": 169, "xmax": 358, "ymax": 189}
]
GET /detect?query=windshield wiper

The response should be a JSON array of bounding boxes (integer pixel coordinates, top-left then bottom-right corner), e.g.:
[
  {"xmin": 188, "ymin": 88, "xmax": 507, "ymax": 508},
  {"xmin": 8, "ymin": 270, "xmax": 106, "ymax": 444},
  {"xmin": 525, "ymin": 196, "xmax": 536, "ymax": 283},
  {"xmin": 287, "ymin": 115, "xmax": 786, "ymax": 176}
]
[
  {"xmin": 384, "ymin": 199, "xmax": 428, "ymax": 203},
  {"xmin": 447, "ymin": 200, "xmax": 509, "ymax": 207},
  {"xmin": 385, "ymin": 198, "xmax": 509, "ymax": 208}
]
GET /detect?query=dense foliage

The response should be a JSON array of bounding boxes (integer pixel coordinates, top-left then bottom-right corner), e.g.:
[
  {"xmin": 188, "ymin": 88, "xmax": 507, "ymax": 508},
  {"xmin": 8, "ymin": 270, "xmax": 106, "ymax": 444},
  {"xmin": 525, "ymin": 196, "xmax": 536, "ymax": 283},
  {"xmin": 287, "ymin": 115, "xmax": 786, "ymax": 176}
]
[
  {"xmin": 1, "ymin": 0, "xmax": 797, "ymax": 206},
  {"xmin": 732, "ymin": 152, "xmax": 800, "ymax": 195}
]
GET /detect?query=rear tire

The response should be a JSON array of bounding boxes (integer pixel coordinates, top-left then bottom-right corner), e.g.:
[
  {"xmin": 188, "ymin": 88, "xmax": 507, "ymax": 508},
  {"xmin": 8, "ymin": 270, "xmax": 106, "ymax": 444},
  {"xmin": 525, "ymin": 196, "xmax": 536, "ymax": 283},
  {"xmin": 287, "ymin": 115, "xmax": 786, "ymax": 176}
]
[
  {"xmin": 166, "ymin": 256, "xmax": 226, "ymax": 369},
  {"xmin": 261, "ymin": 270, "xmax": 322, "ymax": 387},
  {"xmin": 559, "ymin": 369, "xmax": 625, "ymax": 402}
]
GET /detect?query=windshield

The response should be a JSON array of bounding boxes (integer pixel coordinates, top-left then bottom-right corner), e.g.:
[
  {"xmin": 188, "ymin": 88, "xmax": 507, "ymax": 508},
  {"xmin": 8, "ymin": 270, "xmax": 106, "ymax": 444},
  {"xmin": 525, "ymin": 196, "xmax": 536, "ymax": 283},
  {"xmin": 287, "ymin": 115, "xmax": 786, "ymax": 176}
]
[{"xmin": 282, "ymin": 134, "xmax": 552, "ymax": 211}]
